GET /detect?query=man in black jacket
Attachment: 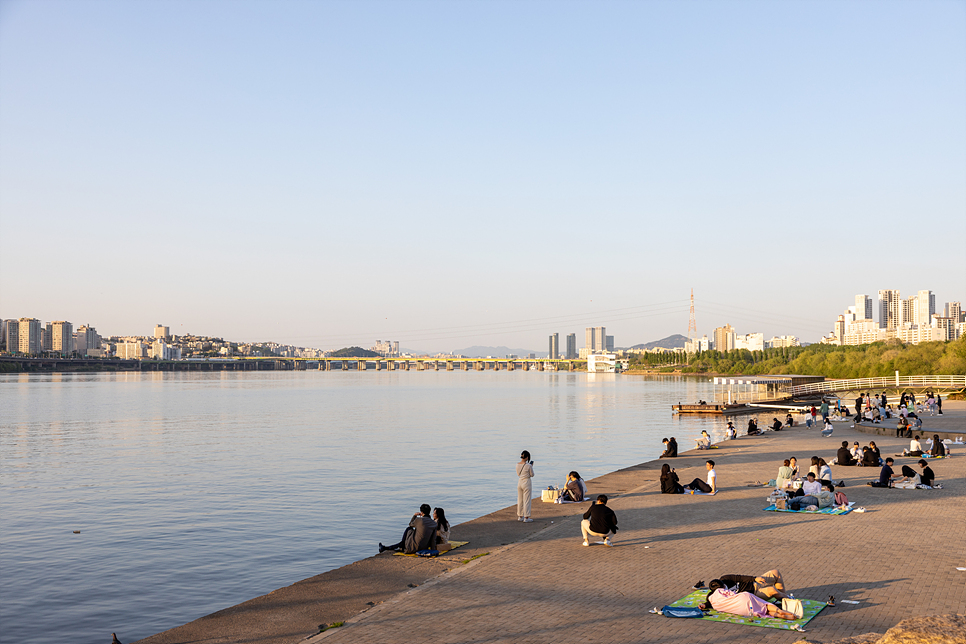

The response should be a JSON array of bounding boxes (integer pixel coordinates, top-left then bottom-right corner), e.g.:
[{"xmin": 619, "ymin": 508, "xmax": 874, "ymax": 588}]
[
  {"xmin": 836, "ymin": 441, "xmax": 856, "ymax": 466},
  {"xmin": 581, "ymin": 495, "xmax": 618, "ymax": 546}
]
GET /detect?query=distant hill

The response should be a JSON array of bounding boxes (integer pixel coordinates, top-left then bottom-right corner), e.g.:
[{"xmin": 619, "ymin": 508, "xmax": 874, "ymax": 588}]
[
  {"xmin": 330, "ymin": 346, "xmax": 380, "ymax": 358},
  {"xmin": 628, "ymin": 334, "xmax": 689, "ymax": 350},
  {"xmin": 452, "ymin": 345, "xmax": 548, "ymax": 358}
]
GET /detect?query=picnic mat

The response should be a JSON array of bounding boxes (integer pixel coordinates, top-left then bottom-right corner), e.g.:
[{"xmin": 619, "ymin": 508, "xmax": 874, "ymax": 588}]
[
  {"xmin": 393, "ymin": 541, "xmax": 468, "ymax": 557},
  {"xmin": 763, "ymin": 502, "xmax": 853, "ymax": 515},
  {"xmin": 668, "ymin": 590, "xmax": 827, "ymax": 631}
]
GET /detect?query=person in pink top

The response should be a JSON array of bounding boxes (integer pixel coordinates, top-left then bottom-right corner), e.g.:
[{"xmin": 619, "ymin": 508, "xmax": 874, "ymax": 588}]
[{"xmin": 699, "ymin": 580, "xmax": 797, "ymax": 620}]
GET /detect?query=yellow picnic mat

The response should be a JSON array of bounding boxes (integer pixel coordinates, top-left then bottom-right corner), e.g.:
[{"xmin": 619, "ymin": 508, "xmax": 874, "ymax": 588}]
[{"xmin": 393, "ymin": 541, "xmax": 469, "ymax": 557}]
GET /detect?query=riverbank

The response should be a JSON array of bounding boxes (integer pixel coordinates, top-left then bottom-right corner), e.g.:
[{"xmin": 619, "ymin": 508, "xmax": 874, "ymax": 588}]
[{"xmin": 133, "ymin": 401, "xmax": 966, "ymax": 644}]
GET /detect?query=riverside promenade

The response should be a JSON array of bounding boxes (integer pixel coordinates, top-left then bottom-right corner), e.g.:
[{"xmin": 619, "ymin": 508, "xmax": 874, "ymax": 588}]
[{"xmin": 136, "ymin": 403, "xmax": 966, "ymax": 644}]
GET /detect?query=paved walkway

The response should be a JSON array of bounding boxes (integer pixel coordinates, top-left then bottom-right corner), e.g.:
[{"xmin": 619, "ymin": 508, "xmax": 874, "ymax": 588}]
[
  {"xmin": 308, "ymin": 404, "xmax": 966, "ymax": 644},
  {"xmin": 136, "ymin": 403, "xmax": 966, "ymax": 644}
]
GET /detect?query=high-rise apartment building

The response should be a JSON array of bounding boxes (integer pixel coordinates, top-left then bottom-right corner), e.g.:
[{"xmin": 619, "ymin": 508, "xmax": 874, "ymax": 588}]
[
  {"xmin": 947, "ymin": 302, "xmax": 962, "ymax": 323},
  {"xmin": 548, "ymin": 333, "xmax": 559, "ymax": 359},
  {"xmin": 605, "ymin": 335, "xmax": 614, "ymax": 352},
  {"xmin": 713, "ymin": 324, "xmax": 735, "ymax": 352},
  {"xmin": 585, "ymin": 326, "xmax": 606, "ymax": 353},
  {"xmin": 48, "ymin": 321, "xmax": 73, "ymax": 356},
  {"xmin": 5, "ymin": 319, "xmax": 19, "ymax": 352},
  {"xmin": 878, "ymin": 290, "xmax": 901, "ymax": 329},
  {"xmin": 566, "ymin": 333, "xmax": 576, "ymax": 359},
  {"xmin": 18, "ymin": 318, "xmax": 42, "ymax": 355},
  {"xmin": 916, "ymin": 290, "xmax": 935, "ymax": 326},
  {"xmin": 154, "ymin": 324, "xmax": 170, "ymax": 340},
  {"xmin": 75, "ymin": 325, "xmax": 101, "ymax": 356},
  {"xmin": 855, "ymin": 295, "xmax": 872, "ymax": 320}
]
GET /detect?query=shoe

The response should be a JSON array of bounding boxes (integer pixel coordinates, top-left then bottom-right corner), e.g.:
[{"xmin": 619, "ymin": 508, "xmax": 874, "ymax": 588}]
[
  {"xmin": 582, "ymin": 540, "xmax": 589, "ymax": 546},
  {"xmin": 603, "ymin": 538, "xmax": 612, "ymax": 547},
  {"xmin": 378, "ymin": 543, "xmax": 386, "ymax": 553},
  {"xmin": 692, "ymin": 581, "xmax": 706, "ymax": 589},
  {"xmin": 838, "ymin": 481, "xmax": 846, "ymax": 487},
  {"xmin": 523, "ymin": 518, "xmax": 533, "ymax": 523},
  {"xmin": 517, "ymin": 517, "xmax": 523, "ymax": 521}
]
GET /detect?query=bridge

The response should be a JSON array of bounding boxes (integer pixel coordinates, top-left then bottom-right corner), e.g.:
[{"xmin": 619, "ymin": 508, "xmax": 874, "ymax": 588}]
[{"xmin": 0, "ymin": 356, "xmax": 581, "ymax": 373}]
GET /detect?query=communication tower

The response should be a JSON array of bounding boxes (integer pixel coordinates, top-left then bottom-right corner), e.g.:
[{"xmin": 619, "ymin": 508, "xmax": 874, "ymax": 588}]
[{"xmin": 688, "ymin": 289, "xmax": 697, "ymax": 340}]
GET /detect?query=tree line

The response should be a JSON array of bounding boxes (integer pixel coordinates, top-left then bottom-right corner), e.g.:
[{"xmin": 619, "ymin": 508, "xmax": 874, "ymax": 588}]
[{"xmin": 628, "ymin": 337, "xmax": 966, "ymax": 378}]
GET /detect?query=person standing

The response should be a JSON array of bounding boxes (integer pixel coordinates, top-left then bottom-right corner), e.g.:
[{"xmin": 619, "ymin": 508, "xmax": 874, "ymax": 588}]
[
  {"xmin": 937, "ymin": 394, "xmax": 943, "ymax": 415},
  {"xmin": 854, "ymin": 394, "xmax": 863, "ymax": 418},
  {"xmin": 819, "ymin": 400, "xmax": 829, "ymax": 423},
  {"xmin": 517, "ymin": 450, "xmax": 534, "ymax": 522}
]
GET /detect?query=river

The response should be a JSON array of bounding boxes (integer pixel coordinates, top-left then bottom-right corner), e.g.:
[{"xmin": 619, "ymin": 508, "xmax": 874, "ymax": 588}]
[{"xmin": 0, "ymin": 370, "xmax": 726, "ymax": 644}]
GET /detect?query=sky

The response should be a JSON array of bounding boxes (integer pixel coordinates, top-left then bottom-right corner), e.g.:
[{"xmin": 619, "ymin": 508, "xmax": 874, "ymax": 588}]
[{"xmin": 1, "ymin": 0, "xmax": 964, "ymax": 352}]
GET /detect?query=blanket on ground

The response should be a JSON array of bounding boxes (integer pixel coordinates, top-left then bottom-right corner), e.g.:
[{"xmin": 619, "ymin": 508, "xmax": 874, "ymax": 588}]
[
  {"xmin": 668, "ymin": 590, "xmax": 826, "ymax": 631},
  {"xmin": 763, "ymin": 502, "xmax": 854, "ymax": 515},
  {"xmin": 393, "ymin": 541, "xmax": 468, "ymax": 557}
]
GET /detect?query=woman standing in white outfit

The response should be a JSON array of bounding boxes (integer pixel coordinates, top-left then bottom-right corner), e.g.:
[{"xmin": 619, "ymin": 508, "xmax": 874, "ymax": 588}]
[{"xmin": 517, "ymin": 450, "xmax": 534, "ymax": 522}]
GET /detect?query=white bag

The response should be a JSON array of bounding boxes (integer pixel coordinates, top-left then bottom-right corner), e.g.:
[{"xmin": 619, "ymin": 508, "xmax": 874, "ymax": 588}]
[{"xmin": 782, "ymin": 597, "xmax": 804, "ymax": 619}]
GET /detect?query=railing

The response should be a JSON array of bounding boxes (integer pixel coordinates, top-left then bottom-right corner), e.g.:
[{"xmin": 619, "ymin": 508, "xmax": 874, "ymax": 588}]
[{"xmin": 787, "ymin": 375, "xmax": 966, "ymax": 397}]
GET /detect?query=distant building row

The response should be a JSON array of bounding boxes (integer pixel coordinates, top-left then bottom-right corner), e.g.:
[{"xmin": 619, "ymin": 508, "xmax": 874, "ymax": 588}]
[
  {"xmin": 824, "ymin": 291, "xmax": 963, "ymax": 346},
  {"xmin": 682, "ymin": 325, "xmax": 800, "ymax": 354},
  {"xmin": 3, "ymin": 318, "xmax": 105, "ymax": 357},
  {"xmin": 546, "ymin": 327, "xmax": 615, "ymax": 360}
]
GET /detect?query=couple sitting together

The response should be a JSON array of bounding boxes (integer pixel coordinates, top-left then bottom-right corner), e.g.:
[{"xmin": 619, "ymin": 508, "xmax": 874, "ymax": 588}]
[
  {"xmin": 555, "ymin": 471, "xmax": 589, "ymax": 503},
  {"xmin": 696, "ymin": 569, "xmax": 803, "ymax": 620},
  {"xmin": 781, "ymin": 474, "xmax": 843, "ymax": 511},
  {"xmin": 660, "ymin": 460, "xmax": 717, "ymax": 495},
  {"xmin": 378, "ymin": 504, "xmax": 451, "ymax": 554}
]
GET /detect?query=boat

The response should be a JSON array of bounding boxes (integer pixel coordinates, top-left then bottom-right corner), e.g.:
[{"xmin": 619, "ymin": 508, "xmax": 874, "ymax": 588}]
[{"xmin": 672, "ymin": 402, "xmax": 749, "ymax": 415}]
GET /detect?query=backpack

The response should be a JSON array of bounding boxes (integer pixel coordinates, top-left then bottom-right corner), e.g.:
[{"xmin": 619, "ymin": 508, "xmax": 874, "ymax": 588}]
[{"xmin": 834, "ymin": 491, "xmax": 848, "ymax": 505}]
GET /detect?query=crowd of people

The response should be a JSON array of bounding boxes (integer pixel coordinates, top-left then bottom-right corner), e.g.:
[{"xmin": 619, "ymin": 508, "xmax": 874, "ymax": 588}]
[{"xmin": 375, "ymin": 390, "xmax": 951, "ymax": 629}]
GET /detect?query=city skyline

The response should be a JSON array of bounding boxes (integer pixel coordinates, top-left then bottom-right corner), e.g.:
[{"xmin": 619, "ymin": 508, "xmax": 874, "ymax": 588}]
[
  {"xmin": 1, "ymin": 2, "xmax": 964, "ymax": 353},
  {"xmin": 4, "ymin": 281, "xmax": 963, "ymax": 356}
]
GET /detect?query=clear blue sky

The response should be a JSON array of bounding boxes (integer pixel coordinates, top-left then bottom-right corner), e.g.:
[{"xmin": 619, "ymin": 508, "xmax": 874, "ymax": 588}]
[{"xmin": 2, "ymin": 0, "xmax": 964, "ymax": 351}]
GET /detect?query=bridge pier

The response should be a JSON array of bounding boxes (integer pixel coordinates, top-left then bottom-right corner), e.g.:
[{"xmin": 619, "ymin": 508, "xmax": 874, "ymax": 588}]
[{"xmin": 446, "ymin": 361, "xmax": 453, "ymax": 371}]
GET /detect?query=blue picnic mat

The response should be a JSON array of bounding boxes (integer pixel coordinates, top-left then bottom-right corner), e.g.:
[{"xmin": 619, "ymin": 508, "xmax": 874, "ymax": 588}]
[
  {"xmin": 763, "ymin": 503, "xmax": 853, "ymax": 515},
  {"xmin": 669, "ymin": 590, "xmax": 826, "ymax": 631}
]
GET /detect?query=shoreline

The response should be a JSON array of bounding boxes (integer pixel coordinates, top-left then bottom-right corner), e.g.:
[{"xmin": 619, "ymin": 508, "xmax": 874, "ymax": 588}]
[{"xmin": 135, "ymin": 402, "xmax": 966, "ymax": 644}]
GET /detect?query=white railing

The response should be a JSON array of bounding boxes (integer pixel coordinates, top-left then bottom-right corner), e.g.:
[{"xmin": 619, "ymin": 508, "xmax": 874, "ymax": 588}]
[{"xmin": 787, "ymin": 375, "xmax": 966, "ymax": 397}]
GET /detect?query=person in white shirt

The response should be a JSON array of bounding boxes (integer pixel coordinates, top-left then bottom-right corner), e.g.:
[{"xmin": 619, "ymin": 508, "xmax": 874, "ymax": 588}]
[
  {"xmin": 683, "ymin": 460, "xmax": 717, "ymax": 494},
  {"xmin": 904, "ymin": 436, "xmax": 923, "ymax": 456}
]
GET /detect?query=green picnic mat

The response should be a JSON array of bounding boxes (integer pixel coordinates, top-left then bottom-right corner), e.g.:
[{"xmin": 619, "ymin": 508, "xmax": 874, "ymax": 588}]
[
  {"xmin": 764, "ymin": 503, "xmax": 853, "ymax": 515},
  {"xmin": 392, "ymin": 541, "xmax": 468, "ymax": 557},
  {"xmin": 668, "ymin": 590, "xmax": 826, "ymax": 631}
]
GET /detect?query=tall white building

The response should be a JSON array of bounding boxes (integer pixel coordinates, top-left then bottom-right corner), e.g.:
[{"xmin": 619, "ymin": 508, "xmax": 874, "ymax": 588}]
[
  {"xmin": 75, "ymin": 325, "xmax": 101, "ymax": 356},
  {"xmin": 713, "ymin": 324, "xmax": 735, "ymax": 352},
  {"xmin": 5, "ymin": 319, "xmax": 19, "ymax": 352},
  {"xmin": 48, "ymin": 321, "xmax": 73, "ymax": 356},
  {"xmin": 18, "ymin": 318, "xmax": 42, "ymax": 355},
  {"xmin": 585, "ymin": 326, "xmax": 606, "ymax": 353},
  {"xmin": 855, "ymin": 295, "xmax": 872, "ymax": 320},
  {"xmin": 154, "ymin": 324, "xmax": 170, "ymax": 340},
  {"xmin": 916, "ymin": 290, "xmax": 935, "ymax": 326},
  {"xmin": 685, "ymin": 335, "xmax": 711, "ymax": 353},
  {"xmin": 946, "ymin": 301, "xmax": 962, "ymax": 323},
  {"xmin": 878, "ymin": 289, "xmax": 901, "ymax": 329},
  {"xmin": 548, "ymin": 333, "xmax": 559, "ymax": 359},
  {"xmin": 767, "ymin": 336, "xmax": 800, "ymax": 348},
  {"xmin": 734, "ymin": 333, "xmax": 764, "ymax": 352}
]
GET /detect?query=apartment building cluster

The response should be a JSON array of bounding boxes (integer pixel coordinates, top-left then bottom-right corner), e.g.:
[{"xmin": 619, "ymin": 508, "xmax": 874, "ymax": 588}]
[
  {"xmin": 546, "ymin": 327, "xmax": 613, "ymax": 360},
  {"xmin": 683, "ymin": 325, "xmax": 800, "ymax": 354},
  {"xmin": 824, "ymin": 291, "xmax": 964, "ymax": 346},
  {"xmin": 371, "ymin": 340, "xmax": 400, "ymax": 357},
  {"xmin": 1, "ymin": 319, "xmax": 328, "ymax": 360},
  {"xmin": 2, "ymin": 318, "xmax": 105, "ymax": 357}
]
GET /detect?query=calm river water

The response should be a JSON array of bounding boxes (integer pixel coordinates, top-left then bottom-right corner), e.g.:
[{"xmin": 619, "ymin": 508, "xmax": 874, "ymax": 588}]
[{"xmin": 1, "ymin": 370, "xmax": 727, "ymax": 644}]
